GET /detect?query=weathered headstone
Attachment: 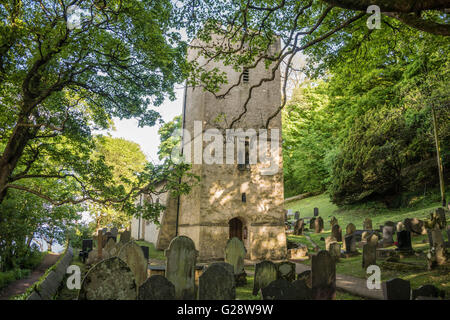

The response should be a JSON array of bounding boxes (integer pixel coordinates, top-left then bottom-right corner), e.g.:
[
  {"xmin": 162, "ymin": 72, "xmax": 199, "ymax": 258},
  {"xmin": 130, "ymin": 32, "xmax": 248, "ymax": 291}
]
[
  {"xmin": 276, "ymin": 261, "xmax": 296, "ymax": 282},
  {"xmin": 382, "ymin": 226, "xmax": 394, "ymax": 247},
  {"xmin": 363, "ymin": 218, "xmax": 373, "ymax": 230},
  {"xmin": 411, "ymin": 284, "xmax": 444, "ymax": 300},
  {"xmin": 224, "ymin": 237, "xmax": 247, "ymax": 286},
  {"xmin": 329, "ymin": 242, "xmax": 341, "ymax": 262},
  {"xmin": 297, "ymin": 270, "xmax": 312, "ymax": 288},
  {"xmin": 344, "ymin": 234, "xmax": 357, "ymax": 254},
  {"xmin": 138, "ymin": 275, "xmax": 175, "ymax": 300},
  {"xmin": 314, "ymin": 217, "xmax": 324, "ymax": 233},
  {"xmin": 309, "ymin": 217, "xmax": 316, "ymax": 230},
  {"xmin": 199, "ymin": 263, "xmax": 235, "ymax": 300},
  {"xmin": 382, "ymin": 278, "xmax": 410, "ymax": 300},
  {"xmin": 118, "ymin": 241, "xmax": 148, "ymax": 287},
  {"xmin": 331, "ymin": 224, "xmax": 342, "ymax": 242},
  {"xmin": 253, "ymin": 261, "xmax": 278, "ymax": 296},
  {"xmin": 293, "ymin": 219, "xmax": 304, "ymax": 236},
  {"xmin": 330, "ymin": 216, "xmax": 338, "ymax": 227},
  {"xmin": 362, "ymin": 243, "xmax": 376, "ymax": 269},
  {"xmin": 313, "ymin": 207, "xmax": 319, "ymax": 217},
  {"xmin": 119, "ymin": 230, "xmax": 131, "ymax": 243},
  {"xmin": 311, "ymin": 250, "xmax": 336, "ymax": 300},
  {"xmin": 367, "ymin": 233, "xmax": 379, "ymax": 247},
  {"xmin": 261, "ymin": 279, "xmax": 301, "ymax": 300},
  {"xmin": 430, "ymin": 208, "xmax": 446, "ymax": 230},
  {"xmin": 345, "ymin": 223, "xmax": 356, "ymax": 235},
  {"xmin": 103, "ymin": 238, "xmax": 118, "ymax": 259},
  {"xmin": 325, "ymin": 236, "xmax": 337, "ymax": 251},
  {"xmin": 165, "ymin": 236, "xmax": 198, "ymax": 300},
  {"xmin": 78, "ymin": 257, "xmax": 137, "ymax": 300}
]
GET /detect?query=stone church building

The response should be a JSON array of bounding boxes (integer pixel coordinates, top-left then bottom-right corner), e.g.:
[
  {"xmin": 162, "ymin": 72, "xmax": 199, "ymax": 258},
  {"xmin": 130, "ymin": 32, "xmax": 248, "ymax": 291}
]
[{"xmin": 131, "ymin": 36, "xmax": 287, "ymax": 261}]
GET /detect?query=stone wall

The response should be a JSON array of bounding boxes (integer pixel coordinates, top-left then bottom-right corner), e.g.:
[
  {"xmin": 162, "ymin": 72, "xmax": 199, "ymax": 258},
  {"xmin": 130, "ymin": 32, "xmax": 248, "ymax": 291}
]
[{"xmin": 27, "ymin": 247, "xmax": 73, "ymax": 300}]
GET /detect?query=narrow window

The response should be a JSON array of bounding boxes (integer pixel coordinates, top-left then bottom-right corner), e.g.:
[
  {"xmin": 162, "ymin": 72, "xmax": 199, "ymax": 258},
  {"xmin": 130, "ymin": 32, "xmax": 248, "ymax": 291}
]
[{"xmin": 243, "ymin": 68, "xmax": 249, "ymax": 83}]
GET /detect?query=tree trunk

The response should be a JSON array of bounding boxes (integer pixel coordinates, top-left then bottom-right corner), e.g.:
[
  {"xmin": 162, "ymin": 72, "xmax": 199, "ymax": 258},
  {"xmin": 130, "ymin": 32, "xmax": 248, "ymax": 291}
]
[{"xmin": 431, "ymin": 106, "xmax": 446, "ymax": 207}]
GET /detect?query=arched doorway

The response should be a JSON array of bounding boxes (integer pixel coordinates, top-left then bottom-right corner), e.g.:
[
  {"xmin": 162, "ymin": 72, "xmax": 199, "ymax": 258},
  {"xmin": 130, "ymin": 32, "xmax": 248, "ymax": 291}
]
[{"xmin": 229, "ymin": 217, "xmax": 243, "ymax": 241}]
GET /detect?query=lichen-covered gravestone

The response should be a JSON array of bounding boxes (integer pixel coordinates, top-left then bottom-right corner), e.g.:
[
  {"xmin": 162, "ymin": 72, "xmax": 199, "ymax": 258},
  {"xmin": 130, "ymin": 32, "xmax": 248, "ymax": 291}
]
[
  {"xmin": 362, "ymin": 243, "xmax": 376, "ymax": 269},
  {"xmin": 382, "ymin": 278, "xmax": 410, "ymax": 300},
  {"xmin": 78, "ymin": 257, "xmax": 137, "ymax": 300},
  {"xmin": 331, "ymin": 224, "xmax": 342, "ymax": 242},
  {"xmin": 165, "ymin": 236, "xmax": 198, "ymax": 300},
  {"xmin": 138, "ymin": 275, "xmax": 175, "ymax": 300},
  {"xmin": 276, "ymin": 261, "xmax": 296, "ymax": 282},
  {"xmin": 311, "ymin": 250, "xmax": 336, "ymax": 300},
  {"xmin": 252, "ymin": 261, "xmax": 278, "ymax": 296},
  {"xmin": 103, "ymin": 238, "xmax": 118, "ymax": 259},
  {"xmin": 224, "ymin": 237, "xmax": 247, "ymax": 286},
  {"xmin": 118, "ymin": 241, "xmax": 148, "ymax": 287},
  {"xmin": 329, "ymin": 242, "xmax": 341, "ymax": 262},
  {"xmin": 198, "ymin": 263, "xmax": 235, "ymax": 300}
]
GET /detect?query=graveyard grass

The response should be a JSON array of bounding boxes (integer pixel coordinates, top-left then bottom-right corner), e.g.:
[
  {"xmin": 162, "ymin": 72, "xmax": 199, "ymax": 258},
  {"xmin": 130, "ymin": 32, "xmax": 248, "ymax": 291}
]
[{"xmin": 287, "ymin": 192, "xmax": 450, "ymax": 298}]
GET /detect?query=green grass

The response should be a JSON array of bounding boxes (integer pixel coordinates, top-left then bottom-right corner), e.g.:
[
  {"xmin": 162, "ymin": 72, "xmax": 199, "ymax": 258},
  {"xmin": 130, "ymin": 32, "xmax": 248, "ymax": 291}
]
[{"xmin": 135, "ymin": 240, "xmax": 166, "ymax": 261}]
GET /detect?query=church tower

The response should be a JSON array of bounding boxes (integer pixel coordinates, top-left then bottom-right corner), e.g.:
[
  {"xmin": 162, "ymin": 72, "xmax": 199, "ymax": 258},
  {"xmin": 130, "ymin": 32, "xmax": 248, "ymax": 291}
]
[{"xmin": 158, "ymin": 35, "xmax": 287, "ymax": 261}]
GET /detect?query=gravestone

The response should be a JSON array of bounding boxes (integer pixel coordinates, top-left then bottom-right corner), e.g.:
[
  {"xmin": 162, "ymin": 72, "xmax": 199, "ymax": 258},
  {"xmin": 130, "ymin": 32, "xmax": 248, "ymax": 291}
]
[
  {"xmin": 367, "ymin": 233, "xmax": 379, "ymax": 247},
  {"xmin": 325, "ymin": 236, "xmax": 337, "ymax": 251},
  {"xmin": 209, "ymin": 262, "xmax": 234, "ymax": 277},
  {"xmin": 119, "ymin": 230, "xmax": 131, "ymax": 243},
  {"xmin": 110, "ymin": 227, "xmax": 118, "ymax": 238},
  {"xmin": 312, "ymin": 250, "xmax": 336, "ymax": 300},
  {"xmin": 361, "ymin": 231, "xmax": 371, "ymax": 242},
  {"xmin": 297, "ymin": 270, "xmax": 312, "ymax": 288},
  {"xmin": 292, "ymin": 279, "xmax": 313, "ymax": 299},
  {"xmin": 331, "ymin": 224, "xmax": 342, "ymax": 242},
  {"xmin": 199, "ymin": 263, "xmax": 235, "ymax": 300},
  {"xmin": 86, "ymin": 249, "xmax": 100, "ymax": 265},
  {"xmin": 165, "ymin": 236, "xmax": 198, "ymax": 300},
  {"xmin": 118, "ymin": 241, "xmax": 148, "ymax": 287},
  {"xmin": 330, "ymin": 217, "xmax": 338, "ymax": 227},
  {"xmin": 431, "ymin": 229, "xmax": 444, "ymax": 247},
  {"xmin": 329, "ymin": 243, "xmax": 341, "ymax": 262},
  {"xmin": 396, "ymin": 222, "xmax": 405, "ymax": 232},
  {"xmin": 382, "ymin": 226, "xmax": 394, "ymax": 247},
  {"xmin": 384, "ymin": 221, "xmax": 396, "ymax": 228},
  {"xmin": 78, "ymin": 257, "xmax": 137, "ymax": 300},
  {"xmin": 363, "ymin": 218, "xmax": 373, "ymax": 230},
  {"xmin": 362, "ymin": 243, "xmax": 376, "ymax": 269},
  {"xmin": 103, "ymin": 238, "xmax": 118, "ymax": 258},
  {"xmin": 294, "ymin": 219, "xmax": 304, "ymax": 236},
  {"xmin": 276, "ymin": 261, "xmax": 296, "ymax": 282},
  {"xmin": 253, "ymin": 261, "xmax": 278, "ymax": 296},
  {"xmin": 396, "ymin": 230, "xmax": 412, "ymax": 251},
  {"xmin": 138, "ymin": 275, "xmax": 175, "ymax": 300},
  {"xmin": 314, "ymin": 217, "xmax": 324, "ymax": 233},
  {"xmin": 313, "ymin": 207, "xmax": 319, "ymax": 217},
  {"xmin": 224, "ymin": 237, "xmax": 247, "ymax": 286},
  {"xmin": 345, "ymin": 223, "xmax": 356, "ymax": 235},
  {"xmin": 140, "ymin": 246, "xmax": 149, "ymax": 260},
  {"xmin": 382, "ymin": 278, "xmax": 411, "ymax": 300},
  {"xmin": 261, "ymin": 279, "xmax": 301, "ymax": 300},
  {"xmin": 344, "ymin": 234, "xmax": 357, "ymax": 254},
  {"xmin": 411, "ymin": 284, "xmax": 444, "ymax": 300},
  {"xmin": 430, "ymin": 208, "xmax": 446, "ymax": 230},
  {"xmin": 404, "ymin": 218, "xmax": 425, "ymax": 235},
  {"xmin": 294, "ymin": 211, "xmax": 300, "ymax": 220},
  {"xmin": 309, "ymin": 217, "xmax": 316, "ymax": 230}
]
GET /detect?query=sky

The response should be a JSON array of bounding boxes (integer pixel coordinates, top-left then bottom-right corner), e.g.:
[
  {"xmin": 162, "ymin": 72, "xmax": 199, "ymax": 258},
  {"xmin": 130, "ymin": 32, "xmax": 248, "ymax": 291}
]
[{"xmin": 106, "ymin": 87, "xmax": 185, "ymax": 164}]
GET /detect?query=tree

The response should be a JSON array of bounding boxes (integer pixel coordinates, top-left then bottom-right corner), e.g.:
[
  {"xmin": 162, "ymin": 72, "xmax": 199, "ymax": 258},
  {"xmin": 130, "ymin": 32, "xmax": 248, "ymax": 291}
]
[
  {"xmin": 0, "ymin": 0, "xmax": 188, "ymax": 209},
  {"xmin": 158, "ymin": 115, "xmax": 182, "ymax": 160}
]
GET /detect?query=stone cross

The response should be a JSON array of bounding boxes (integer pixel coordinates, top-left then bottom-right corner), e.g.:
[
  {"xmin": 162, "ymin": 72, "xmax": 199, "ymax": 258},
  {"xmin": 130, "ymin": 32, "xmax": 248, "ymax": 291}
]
[
  {"xmin": 138, "ymin": 275, "xmax": 175, "ymax": 300},
  {"xmin": 118, "ymin": 241, "xmax": 148, "ymax": 287},
  {"xmin": 199, "ymin": 263, "xmax": 236, "ymax": 300},
  {"xmin": 382, "ymin": 278, "xmax": 411, "ymax": 300},
  {"xmin": 78, "ymin": 257, "xmax": 137, "ymax": 300},
  {"xmin": 224, "ymin": 237, "xmax": 247, "ymax": 286},
  {"xmin": 311, "ymin": 250, "xmax": 336, "ymax": 300},
  {"xmin": 252, "ymin": 261, "xmax": 278, "ymax": 296},
  {"xmin": 165, "ymin": 236, "xmax": 198, "ymax": 300}
]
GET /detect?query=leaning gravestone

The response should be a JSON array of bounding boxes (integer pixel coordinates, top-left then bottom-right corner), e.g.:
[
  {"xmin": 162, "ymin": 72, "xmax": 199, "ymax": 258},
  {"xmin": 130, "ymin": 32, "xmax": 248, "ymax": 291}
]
[
  {"xmin": 331, "ymin": 224, "xmax": 342, "ymax": 242},
  {"xmin": 362, "ymin": 243, "xmax": 376, "ymax": 269},
  {"xmin": 314, "ymin": 217, "xmax": 324, "ymax": 233},
  {"xmin": 261, "ymin": 279, "xmax": 301, "ymax": 300},
  {"xmin": 119, "ymin": 230, "xmax": 131, "ymax": 243},
  {"xmin": 138, "ymin": 275, "xmax": 175, "ymax": 300},
  {"xmin": 78, "ymin": 257, "xmax": 137, "ymax": 300},
  {"xmin": 199, "ymin": 263, "xmax": 235, "ymax": 300},
  {"xmin": 276, "ymin": 261, "xmax": 296, "ymax": 282},
  {"xmin": 382, "ymin": 278, "xmax": 410, "ymax": 300},
  {"xmin": 118, "ymin": 241, "xmax": 148, "ymax": 287},
  {"xmin": 411, "ymin": 284, "xmax": 444, "ymax": 300},
  {"xmin": 363, "ymin": 218, "xmax": 373, "ymax": 230},
  {"xmin": 253, "ymin": 261, "xmax": 278, "ymax": 296},
  {"xmin": 224, "ymin": 237, "xmax": 247, "ymax": 286},
  {"xmin": 294, "ymin": 219, "xmax": 304, "ymax": 236},
  {"xmin": 166, "ymin": 236, "xmax": 198, "ymax": 300},
  {"xmin": 311, "ymin": 250, "xmax": 336, "ymax": 300}
]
